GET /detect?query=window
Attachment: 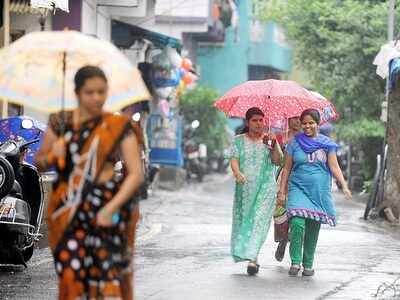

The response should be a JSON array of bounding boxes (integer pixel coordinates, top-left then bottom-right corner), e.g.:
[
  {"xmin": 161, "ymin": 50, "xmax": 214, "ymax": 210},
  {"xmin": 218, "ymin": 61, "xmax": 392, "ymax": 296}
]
[{"xmin": 0, "ymin": 101, "xmax": 24, "ymax": 117}]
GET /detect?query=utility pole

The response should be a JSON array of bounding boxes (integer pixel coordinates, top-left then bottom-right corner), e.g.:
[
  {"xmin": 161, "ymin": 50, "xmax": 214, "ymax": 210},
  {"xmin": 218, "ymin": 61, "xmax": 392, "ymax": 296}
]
[
  {"xmin": 388, "ymin": 0, "xmax": 395, "ymax": 43},
  {"xmin": 388, "ymin": 0, "xmax": 396, "ymax": 41},
  {"xmin": 2, "ymin": 0, "xmax": 10, "ymax": 119},
  {"xmin": 381, "ymin": 0, "xmax": 396, "ymax": 123},
  {"xmin": 387, "ymin": 0, "xmax": 395, "ymax": 101},
  {"xmin": 384, "ymin": 0, "xmax": 395, "ymax": 138},
  {"xmin": 381, "ymin": 0, "xmax": 400, "ymax": 221}
]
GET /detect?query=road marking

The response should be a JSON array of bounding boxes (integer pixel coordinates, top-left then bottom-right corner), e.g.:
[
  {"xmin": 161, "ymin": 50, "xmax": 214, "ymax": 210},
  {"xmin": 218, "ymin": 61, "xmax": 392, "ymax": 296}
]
[{"xmin": 137, "ymin": 223, "xmax": 162, "ymax": 243}]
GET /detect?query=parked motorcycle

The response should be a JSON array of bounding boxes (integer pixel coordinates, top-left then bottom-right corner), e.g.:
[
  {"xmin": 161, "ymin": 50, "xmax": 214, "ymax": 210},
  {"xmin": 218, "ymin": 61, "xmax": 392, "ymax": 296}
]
[
  {"xmin": 184, "ymin": 120, "xmax": 207, "ymax": 182},
  {"xmin": 0, "ymin": 120, "xmax": 45, "ymax": 267},
  {"xmin": 115, "ymin": 113, "xmax": 160, "ymax": 200},
  {"xmin": 114, "ymin": 152, "xmax": 159, "ymax": 200},
  {"xmin": 207, "ymin": 149, "xmax": 230, "ymax": 174}
]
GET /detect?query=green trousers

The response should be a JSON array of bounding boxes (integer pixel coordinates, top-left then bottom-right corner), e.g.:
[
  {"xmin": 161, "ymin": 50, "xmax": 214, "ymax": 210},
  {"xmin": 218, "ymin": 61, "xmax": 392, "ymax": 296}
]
[{"xmin": 289, "ymin": 217, "xmax": 321, "ymax": 269}]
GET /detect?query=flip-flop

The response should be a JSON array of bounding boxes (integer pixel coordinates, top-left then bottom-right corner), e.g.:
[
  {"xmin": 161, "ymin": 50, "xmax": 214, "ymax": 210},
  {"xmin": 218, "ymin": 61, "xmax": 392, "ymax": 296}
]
[{"xmin": 275, "ymin": 240, "xmax": 288, "ymax": 262}]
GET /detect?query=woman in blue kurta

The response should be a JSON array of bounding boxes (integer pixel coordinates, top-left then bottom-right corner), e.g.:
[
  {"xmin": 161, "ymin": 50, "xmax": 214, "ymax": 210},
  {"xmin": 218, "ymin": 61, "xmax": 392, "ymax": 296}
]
[{"xmin": 277, "ymin": 109, "xmax": 351, "ymax": 277}]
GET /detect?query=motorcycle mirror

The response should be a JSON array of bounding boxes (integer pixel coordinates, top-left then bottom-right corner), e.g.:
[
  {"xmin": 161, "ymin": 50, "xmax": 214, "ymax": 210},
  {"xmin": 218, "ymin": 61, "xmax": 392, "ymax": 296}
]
[
  {"xmin": 191, "ymin": 120, "xmax": 200, "ymax": 129},
  {"xmin": 21, "ymin": 119, "xmax": 34, "ymax": 130},
  {"xmin": 132, "ymin": 113, "xmax": 141, "ymax": 122}
]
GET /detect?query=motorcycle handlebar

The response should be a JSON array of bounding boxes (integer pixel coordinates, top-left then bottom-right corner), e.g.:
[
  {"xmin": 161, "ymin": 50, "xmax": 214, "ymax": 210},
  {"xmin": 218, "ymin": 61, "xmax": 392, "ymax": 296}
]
[{"xmin": 21, "ymin": 138, "xmax": 41, "ymax": 150}]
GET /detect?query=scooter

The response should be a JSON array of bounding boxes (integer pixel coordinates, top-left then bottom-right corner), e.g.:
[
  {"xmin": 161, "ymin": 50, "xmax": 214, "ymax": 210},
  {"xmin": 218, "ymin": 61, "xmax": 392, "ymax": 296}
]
[
  {"xmin": 114, "ymin": 149, "xmax": 159, "ymax": 200},
  {"xmin": 0, "ymin": 120, "xmax": 45, "ymax": 267},
  {"xmin": 184, "ymin": 120, "xmax": 207, "ymax": 182},
  {"xmin": 207, "ymin": 149, "xmax": 230, "ymax": 174},
  {"xmin": 114, "ymin": 113, "xmax": 159, "ymax": 200}
]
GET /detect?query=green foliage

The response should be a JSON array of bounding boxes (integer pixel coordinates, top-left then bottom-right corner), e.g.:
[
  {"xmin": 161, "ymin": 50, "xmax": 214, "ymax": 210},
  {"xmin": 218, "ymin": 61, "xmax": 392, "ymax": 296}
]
[
  {"xmin": 256, "ymin": 0, "xmax": 391, "ymax": 179},
  {"xmin": 336, "ymin": 119, "xmax": 385, "ymax": 141},
  {"xmin": 257, "ymin": 0, "xmax": 388, "ymax": 121},
  {"xmin": 336, "ymin": 119, "xmax": 384, "ymax": 179},
  {"xmin": 362, "ymin": 179, "xmax": 373, "ymax": 194},
  {"xmin": 180, "ymin": 86, "xmax": 228, "ymax": 156}
]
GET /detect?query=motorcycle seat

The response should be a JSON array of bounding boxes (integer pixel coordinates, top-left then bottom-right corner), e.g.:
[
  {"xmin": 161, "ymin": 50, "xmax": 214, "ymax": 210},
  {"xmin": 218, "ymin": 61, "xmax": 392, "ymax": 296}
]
[{"xmin": 10, "ymin": 181, "xmax": 22, "ymax": 199}]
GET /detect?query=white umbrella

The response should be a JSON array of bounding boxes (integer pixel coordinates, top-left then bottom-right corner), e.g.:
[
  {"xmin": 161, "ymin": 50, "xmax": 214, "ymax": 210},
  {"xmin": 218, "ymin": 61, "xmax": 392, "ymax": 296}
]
[{"xmin": 0, "ymin": 30, "xmax": 151, "ymax": 113}]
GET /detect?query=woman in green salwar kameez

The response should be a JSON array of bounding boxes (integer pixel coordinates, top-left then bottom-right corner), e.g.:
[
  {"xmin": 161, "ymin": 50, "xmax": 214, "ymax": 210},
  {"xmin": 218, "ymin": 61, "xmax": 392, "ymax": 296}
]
[{"xmin": 229, "ymin": 107, "xmax": 283, "ymax": 275}]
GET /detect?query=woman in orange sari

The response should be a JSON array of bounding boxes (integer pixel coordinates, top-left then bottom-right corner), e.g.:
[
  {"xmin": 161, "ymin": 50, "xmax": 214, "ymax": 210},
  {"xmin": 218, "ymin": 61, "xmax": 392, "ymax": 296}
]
[{"xmin": 35, "ymin": 66, "xmax": 144, "ymax": 300}]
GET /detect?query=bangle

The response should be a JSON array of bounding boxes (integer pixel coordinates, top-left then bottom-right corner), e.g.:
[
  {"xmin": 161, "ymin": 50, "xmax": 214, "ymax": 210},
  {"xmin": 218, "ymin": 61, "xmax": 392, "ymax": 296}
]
[{"xmin": 100, "ymin": 207, "xmax": 113, "ymax": 217}]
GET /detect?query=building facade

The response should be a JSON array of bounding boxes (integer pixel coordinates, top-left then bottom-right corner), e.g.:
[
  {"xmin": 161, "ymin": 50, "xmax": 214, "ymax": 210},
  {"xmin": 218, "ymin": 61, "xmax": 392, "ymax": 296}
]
[
  {"xmin": 197, "ymin": 1, "xmax": 292, "ymax": 94},
  {"xmin": 1, "ymin": 0, "xmax": 56, "ymax": 120}
]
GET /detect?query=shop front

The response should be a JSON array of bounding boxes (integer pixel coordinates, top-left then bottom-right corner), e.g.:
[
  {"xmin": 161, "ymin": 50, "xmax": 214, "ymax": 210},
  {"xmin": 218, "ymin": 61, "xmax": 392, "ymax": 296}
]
[{"xmin": 112, "ymin": 20, "xmax": 197, "ymax": 175}]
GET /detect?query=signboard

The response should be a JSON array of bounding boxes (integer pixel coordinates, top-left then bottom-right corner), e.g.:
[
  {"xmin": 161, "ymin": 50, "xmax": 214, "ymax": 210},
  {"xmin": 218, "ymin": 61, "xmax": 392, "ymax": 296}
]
[
  {"xmin": 147, "ymin": 114, "xmax": 184, "ymax": 167},
  {"xmin": 30, "ymin": 0, "xmax": 69, "ymax": 12}
]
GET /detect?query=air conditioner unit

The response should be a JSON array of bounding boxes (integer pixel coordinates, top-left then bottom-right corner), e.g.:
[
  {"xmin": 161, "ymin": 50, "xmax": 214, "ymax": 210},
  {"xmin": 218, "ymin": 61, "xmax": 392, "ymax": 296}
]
[{"xmin": 99, "ymin": 0, "xmax": 148, "ymax": 17}]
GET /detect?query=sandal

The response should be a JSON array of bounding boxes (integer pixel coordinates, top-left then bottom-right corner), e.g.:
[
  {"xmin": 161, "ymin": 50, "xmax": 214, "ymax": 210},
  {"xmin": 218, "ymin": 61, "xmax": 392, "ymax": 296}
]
[
  {"xmin": 275, "ymin": 240, "xmax": 287, "ymax": 262},
  {"xmin": 302, "ymin": 268, "xmax": 315, "ymax": 277},
  {"xmin": 247, "ymin": 262, "xmax": 260, "ymax": 276},
  {"xmin": 288, "ymin": 264, "xmax": 301, "ymax": 276}
]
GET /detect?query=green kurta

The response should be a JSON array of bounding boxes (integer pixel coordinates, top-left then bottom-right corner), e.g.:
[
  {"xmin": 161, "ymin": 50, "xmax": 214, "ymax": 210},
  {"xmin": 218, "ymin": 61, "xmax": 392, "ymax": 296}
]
[{"xmin": 229, "ymin": 134, "xmax": 278, "ymax": 262}]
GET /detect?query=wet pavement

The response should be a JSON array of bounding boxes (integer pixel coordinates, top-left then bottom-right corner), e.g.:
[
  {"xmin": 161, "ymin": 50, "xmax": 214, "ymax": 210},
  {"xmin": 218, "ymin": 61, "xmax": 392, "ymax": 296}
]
[{"xmin": 1, "ymin": 174, "xmax": 400, "ymax": 299}]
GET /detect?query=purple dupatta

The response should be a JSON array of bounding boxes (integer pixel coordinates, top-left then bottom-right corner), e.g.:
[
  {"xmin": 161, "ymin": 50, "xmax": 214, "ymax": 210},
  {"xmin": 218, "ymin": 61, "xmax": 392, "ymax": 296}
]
[{"xmin": 295, "ymin": 133, "xmax": 338, "ymax": 154}]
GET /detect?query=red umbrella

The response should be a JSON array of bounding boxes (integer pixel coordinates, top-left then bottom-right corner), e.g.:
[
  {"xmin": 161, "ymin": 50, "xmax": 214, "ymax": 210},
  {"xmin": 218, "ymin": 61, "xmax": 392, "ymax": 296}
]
[{"xmin": 214, "ymin": 79, "xmax": 337, "ymax": 128}]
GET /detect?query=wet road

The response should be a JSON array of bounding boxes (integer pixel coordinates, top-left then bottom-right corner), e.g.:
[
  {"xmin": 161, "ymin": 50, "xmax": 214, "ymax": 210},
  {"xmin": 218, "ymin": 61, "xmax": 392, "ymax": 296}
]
[{"xmin": 1, "ymin": 174, "xmax": 400, "ymax": 299}]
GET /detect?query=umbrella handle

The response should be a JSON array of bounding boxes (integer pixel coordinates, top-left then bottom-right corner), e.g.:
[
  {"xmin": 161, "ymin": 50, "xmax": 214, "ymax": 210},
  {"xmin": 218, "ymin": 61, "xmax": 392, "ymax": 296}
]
[{"xmin": 268, "ymin": 116, "xmax": 271, "ymax": 134}]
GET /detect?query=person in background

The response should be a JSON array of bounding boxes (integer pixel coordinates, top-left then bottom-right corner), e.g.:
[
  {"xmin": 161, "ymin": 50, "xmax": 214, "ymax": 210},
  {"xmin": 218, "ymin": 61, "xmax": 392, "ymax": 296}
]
[
  {"xmin": 274, "ymin": 116, "xmax": 302, "ymax": 262},
  {"xmin": 276, "ymin": 116, "xmax": 302, "ymax": 148},
  {"xmin": 35, "ymin": 65, "xmax": 143, "ymax": 299},
  {"xmin": 277, "ymin": 109, "xmax": 351, "ymax": 277},
  {"xmin": 228, "ymin": 107, "xmax": 283, "ymax": 275}
]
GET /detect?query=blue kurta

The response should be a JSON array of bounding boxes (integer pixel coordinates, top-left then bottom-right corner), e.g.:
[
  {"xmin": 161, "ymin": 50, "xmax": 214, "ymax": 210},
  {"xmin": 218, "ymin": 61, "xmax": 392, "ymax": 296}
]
[{"xmin": 286, "ymin": 138, "xmax": 336, "ymax": 226}]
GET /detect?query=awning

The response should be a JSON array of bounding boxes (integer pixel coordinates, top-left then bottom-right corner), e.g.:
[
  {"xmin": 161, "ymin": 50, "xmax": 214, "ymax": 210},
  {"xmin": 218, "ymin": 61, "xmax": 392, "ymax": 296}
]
[
  {"xmin": 10, "ymin": 0, "xmax": 69, "ymax": 14},
  {"xmin": 10, "ymin": 0, "xmax": 49, "ymax": 15},
  {"xmin": 112, "ymin": 20, "xmax": 182, "ymax": 50}
]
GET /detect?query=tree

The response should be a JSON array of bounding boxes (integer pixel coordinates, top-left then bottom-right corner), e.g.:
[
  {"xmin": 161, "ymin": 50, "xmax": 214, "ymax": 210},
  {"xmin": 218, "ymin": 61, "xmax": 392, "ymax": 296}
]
[
  {"xmin": 180, "ymin": 86, "xmax": 229, "ymax": 158},
  {"xmin": 256, "ymin": 0, "xmax": 388, "ymax": 179},
  {"xmin": 382, "ymin": 84, "xmax": 400, "ymax": 219}
]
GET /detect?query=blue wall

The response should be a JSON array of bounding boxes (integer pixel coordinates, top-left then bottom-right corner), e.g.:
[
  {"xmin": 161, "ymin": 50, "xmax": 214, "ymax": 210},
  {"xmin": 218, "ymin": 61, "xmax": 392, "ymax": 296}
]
[
  {"xmin": 197, "ymin": 1, "xmax": 292, "ymax": 94},
  {"xmin": 197, "ymin": 1, "xmax": 249, "ymax": 93},
  {"xmin": 248, "ymin": 22, "xmax": 292, "ymax": 72}
]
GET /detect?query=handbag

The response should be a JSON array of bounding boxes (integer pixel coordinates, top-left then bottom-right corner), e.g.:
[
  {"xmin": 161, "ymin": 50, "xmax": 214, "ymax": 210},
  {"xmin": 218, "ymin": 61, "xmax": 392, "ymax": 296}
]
[{"xmin": 274, "ymin": 206, "xmax": 289, "ymax": 242}]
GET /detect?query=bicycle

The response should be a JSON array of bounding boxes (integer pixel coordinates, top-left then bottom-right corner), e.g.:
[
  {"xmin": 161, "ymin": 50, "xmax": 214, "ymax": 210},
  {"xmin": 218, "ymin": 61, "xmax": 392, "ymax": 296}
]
[{"xmin": 364, "ymin": 145, "xmax": 388, "ymax": 220}]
